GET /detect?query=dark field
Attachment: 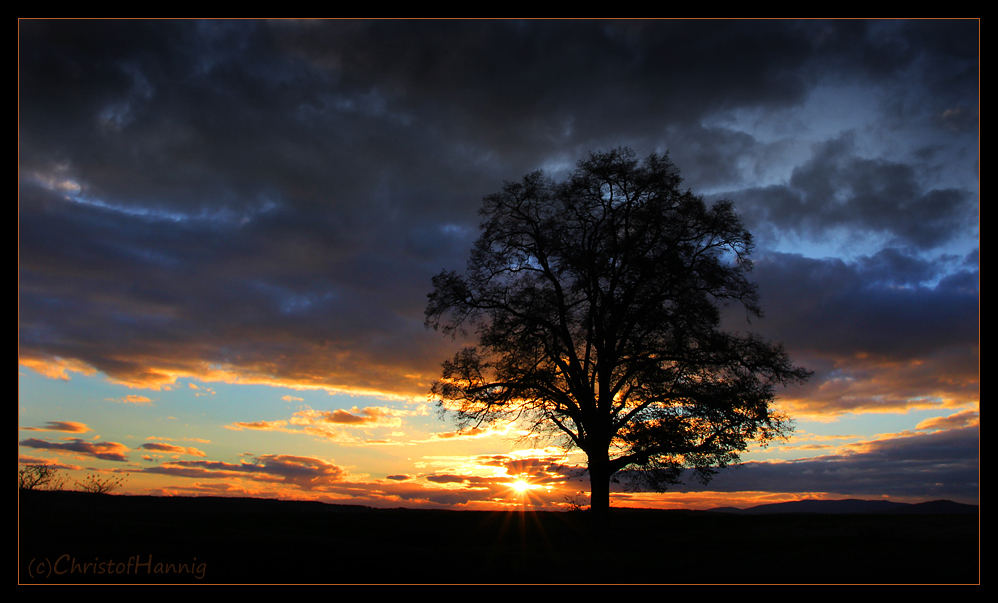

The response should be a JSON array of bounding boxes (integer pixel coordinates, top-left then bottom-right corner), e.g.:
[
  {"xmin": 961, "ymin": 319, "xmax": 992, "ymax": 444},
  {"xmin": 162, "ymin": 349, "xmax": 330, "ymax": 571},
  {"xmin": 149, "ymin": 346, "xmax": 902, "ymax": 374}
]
[{"xmin": 18, "ymin": 490, "xmax": 979, "ymax": 584}]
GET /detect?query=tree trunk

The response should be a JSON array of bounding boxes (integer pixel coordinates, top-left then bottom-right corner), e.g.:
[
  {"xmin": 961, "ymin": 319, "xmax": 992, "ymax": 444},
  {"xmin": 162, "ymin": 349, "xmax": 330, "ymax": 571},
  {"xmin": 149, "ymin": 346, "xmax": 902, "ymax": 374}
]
[{"xmin": 587, "ymin": 452, "xmax": 611, "ymax": 532}]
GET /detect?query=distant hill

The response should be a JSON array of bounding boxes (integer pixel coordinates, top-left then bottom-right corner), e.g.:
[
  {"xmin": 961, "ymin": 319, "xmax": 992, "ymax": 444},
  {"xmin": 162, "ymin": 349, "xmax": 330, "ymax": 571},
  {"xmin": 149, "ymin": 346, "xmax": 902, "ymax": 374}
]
[{"xmin": 708, "ymin": 498, "xmax": 978, "ymax": 515}]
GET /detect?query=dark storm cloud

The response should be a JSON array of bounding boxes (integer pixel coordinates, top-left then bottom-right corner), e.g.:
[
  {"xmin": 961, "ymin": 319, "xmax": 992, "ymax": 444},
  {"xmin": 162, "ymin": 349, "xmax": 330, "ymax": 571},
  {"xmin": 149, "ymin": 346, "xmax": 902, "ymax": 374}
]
[
  {"xmin": 17, "ymin": 23, "xmax": 487, "ymax": 394},
  {"xmin": 275, "ymin": 20, "xmax": 816, "ymax": 146},
  {"xmin": 18, "ymin": 174, "xmax": 451, "ymax": 392},
  {"xmin": 17, "ymin": 20, "xmax": 871, "ymax": 217},
  {"xmin": 19, "ymin": 20, "xmax": 978, "ymax": 402},
  {"xmin": 751, "ymin": 250, "xmax": 978, "ymax": 359}
]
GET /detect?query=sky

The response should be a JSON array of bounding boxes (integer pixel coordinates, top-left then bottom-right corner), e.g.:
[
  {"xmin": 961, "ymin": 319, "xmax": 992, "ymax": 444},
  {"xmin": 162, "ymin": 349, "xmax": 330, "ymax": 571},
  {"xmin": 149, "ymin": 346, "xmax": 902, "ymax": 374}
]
[{"xmin": 18, "ymin": 19, "xmax": 979, "ymax": 511}]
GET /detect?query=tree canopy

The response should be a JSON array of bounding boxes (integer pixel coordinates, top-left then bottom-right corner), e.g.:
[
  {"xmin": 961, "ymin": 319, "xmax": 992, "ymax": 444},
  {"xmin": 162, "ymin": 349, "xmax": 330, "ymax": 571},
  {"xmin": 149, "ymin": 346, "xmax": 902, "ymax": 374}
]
[{"xmin": 426, "ymin": 148, "xmax": 810, "ymax": 518}]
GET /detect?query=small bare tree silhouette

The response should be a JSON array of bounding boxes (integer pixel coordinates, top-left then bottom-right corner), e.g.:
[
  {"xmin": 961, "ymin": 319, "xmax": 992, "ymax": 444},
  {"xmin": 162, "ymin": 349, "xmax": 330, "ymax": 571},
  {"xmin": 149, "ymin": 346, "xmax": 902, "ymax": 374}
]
[
  {"xmin": 75, "ymin": 472, "xmax": 129, "ymax": 494},
  {"xmin": 563, "ymin": 491, "xmax": 589, "ymax": 512},
  {"xmin": 18, "ymin": 465, "xmax": 68, "ymax": 491}
]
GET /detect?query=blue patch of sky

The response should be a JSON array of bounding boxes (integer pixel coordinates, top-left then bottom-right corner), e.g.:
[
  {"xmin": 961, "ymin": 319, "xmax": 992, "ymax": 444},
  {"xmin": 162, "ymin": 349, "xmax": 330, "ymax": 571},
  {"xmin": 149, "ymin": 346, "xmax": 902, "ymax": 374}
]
[
  {"xmin": 19, "ymin": 369, "xmax": 161, "ymax": 461},
  {"xmin": 767, "ymin": 225, "xmax": 895, "ymax": 263},
  {"xmin": 16, "ymin": 369, "xmax": 417, "ymax": 466}
]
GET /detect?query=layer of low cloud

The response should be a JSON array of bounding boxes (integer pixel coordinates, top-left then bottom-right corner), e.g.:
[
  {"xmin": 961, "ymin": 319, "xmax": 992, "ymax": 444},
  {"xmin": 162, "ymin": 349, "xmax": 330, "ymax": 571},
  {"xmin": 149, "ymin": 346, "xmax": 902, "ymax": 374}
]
[
  {"xmin": 635, "ymin": 419, "xmax": 979, "ymax": 504},
  {"xmin": 145, "ymin": 454, "xmax": 347, "ymax": 490},
  {"xmin": 18, "ymin": 437, "xmax": 130, "ymax": 462}
]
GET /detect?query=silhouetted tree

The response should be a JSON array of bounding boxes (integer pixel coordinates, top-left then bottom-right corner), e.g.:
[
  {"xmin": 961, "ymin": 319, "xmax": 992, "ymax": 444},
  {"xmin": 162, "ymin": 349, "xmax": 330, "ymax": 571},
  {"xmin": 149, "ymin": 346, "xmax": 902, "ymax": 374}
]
[
  {"xmin": 74, "ymin": 472, "xmax": 128, "ymax": 494},
  {"xmin": 426, "ymin": 148, "xmax": 810, "ymax": 523},
  {"xmin": 18, "ymin": 464, "xmax": 67, "ymax": 491}
]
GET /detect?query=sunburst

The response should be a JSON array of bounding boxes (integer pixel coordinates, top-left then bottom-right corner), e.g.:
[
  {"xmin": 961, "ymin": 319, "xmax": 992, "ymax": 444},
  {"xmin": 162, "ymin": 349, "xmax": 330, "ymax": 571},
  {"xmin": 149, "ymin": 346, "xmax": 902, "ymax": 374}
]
[{"xmin": 510, "ymin": 479, "xmax": 533, "ymax": 493}]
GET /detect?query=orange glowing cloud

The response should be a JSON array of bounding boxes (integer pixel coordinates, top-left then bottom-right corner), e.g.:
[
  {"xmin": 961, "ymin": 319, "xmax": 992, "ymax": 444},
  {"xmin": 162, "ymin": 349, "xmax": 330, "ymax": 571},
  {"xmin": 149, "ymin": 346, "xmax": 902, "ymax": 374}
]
[
  {"xmin": 139, "ymin": 443, "xmax": 207, "ymax": 457},
  {"xmin": 914, "ymin": 408, "xmax": 979, "ymax": 431},
  {"xmin": 291, "ymin": 406, "xmax": 404, "ymax": 428},
  {"xmin": 19, "ymin": 339, "xmax": 445, "ymax": 400},
  {"xmin": 19, "ymin": 356, "xmax": 96, "ymax": 381},
  {"xmin": 122, "ymin": 394, "xmax": 153, "ymax": 404},
  {"xmin": 223, "ymin": 405, "xmax": 423, "ymax": 443},
  {"xmin": 429, "ymin": 426, "xmax": 490, "ymax": 440},
  {"xmin": 20, "ymin": 421, "xmax": 91, "ymax": 433},
  {"xmin": 782, "ymin": 351, "xmax": 979, "ymax": 419},
  {"xmin": 225, "ymin": 420, "xmax": 291, "ymax": 431}
]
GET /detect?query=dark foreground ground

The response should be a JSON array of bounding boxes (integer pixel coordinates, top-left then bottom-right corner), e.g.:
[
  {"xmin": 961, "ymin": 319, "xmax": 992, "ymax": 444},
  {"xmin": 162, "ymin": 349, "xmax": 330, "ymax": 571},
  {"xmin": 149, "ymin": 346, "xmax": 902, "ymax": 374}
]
[{"xmin": 19, "ymin": 490, "xmax": 979, "ymax": 584}]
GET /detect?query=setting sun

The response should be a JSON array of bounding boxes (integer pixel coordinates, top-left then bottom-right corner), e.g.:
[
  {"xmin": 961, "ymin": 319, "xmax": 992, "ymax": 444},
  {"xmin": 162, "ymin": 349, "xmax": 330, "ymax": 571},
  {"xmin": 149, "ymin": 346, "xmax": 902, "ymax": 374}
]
[{"xmin": 511, "ymin": 479, "xmax": 532, "ymax": 493}]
